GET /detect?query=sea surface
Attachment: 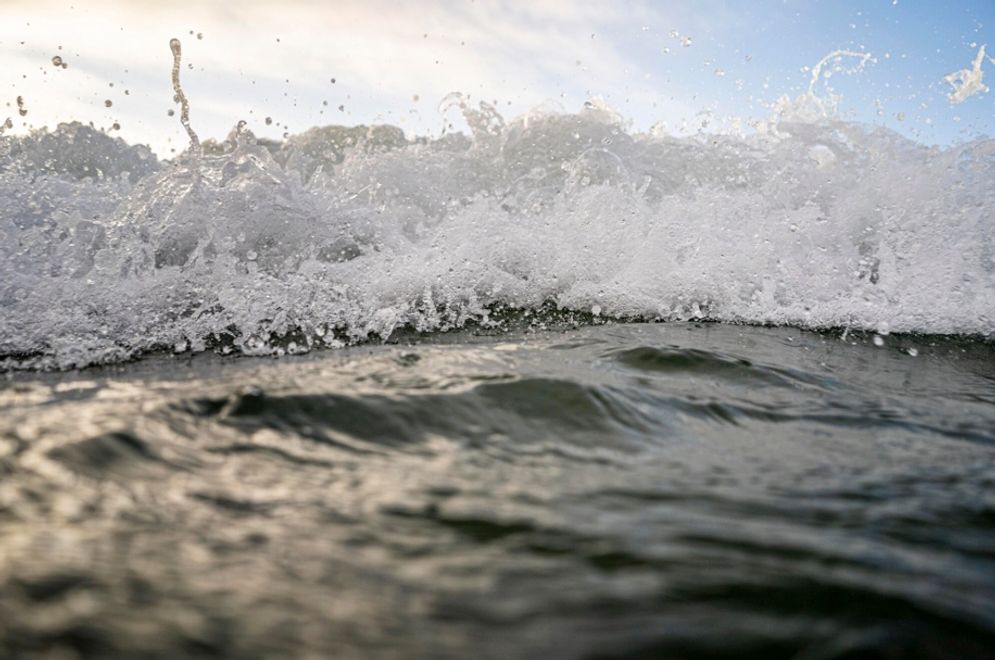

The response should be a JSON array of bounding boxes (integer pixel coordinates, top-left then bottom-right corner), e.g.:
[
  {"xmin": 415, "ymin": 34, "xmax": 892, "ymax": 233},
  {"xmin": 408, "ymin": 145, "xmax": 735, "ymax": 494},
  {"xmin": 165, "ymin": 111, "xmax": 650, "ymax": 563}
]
[
  {"xmin": 2, "ymin": 41, "xmax": 995, "ymax": 656},
  {"xmin": 2, "ymin": 322, "xmax": 994, "ymax": 658}
]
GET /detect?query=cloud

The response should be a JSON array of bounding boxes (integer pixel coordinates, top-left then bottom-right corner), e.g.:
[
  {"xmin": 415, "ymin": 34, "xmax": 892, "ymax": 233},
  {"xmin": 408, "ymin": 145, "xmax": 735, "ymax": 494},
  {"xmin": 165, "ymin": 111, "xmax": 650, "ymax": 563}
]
[{"xmin": 0, "ymin": 0, "xmax": 714, "ymax": 154}]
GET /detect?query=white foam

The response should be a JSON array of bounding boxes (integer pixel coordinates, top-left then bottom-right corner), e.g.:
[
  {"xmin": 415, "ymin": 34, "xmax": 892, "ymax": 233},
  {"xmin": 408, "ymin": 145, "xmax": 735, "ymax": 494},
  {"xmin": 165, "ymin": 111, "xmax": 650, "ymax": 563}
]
[{"xmin": 1, "ymin": 99, "xmax": 993, "ymax": 368}]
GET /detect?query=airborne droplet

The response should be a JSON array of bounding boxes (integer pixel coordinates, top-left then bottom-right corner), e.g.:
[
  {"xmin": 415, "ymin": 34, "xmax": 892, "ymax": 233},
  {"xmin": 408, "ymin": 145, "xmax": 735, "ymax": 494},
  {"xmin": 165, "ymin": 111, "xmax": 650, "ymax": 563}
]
[{"xmin": 168, "ymin": 37, "xmax": 200, "ymax": 151}]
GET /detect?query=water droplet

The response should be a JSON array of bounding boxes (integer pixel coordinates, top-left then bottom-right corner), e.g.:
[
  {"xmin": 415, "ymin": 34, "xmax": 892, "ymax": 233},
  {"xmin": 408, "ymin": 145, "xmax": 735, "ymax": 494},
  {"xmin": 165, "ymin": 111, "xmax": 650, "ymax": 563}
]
[
  {"xmin": 246, "ymin": 250, "xmax": 258, "ymax": 261},
  {"xmin": 51, "ymin": 55, "xmax": 63, "ymax": 67},
  {"xmin": 104, "ymin": 99, "xmax": 113, "ymax": 108},
  {"xmin": 907, "ymin": 347, "xmax": 919, "ymax": 357},
  {"xmin": 591, "ymin": 304, "xmax": 602, "ymax": 316},
  {"xmin": 168, "ymin": 37, "xmax": 200, "ymax": 150},
  {"xmin": 265, "ymin": 116, "xmax": 272, "ymax": 125},
  {"xmin": 873, "ymin": 335, "xmax": 885, "ymax": 347}
]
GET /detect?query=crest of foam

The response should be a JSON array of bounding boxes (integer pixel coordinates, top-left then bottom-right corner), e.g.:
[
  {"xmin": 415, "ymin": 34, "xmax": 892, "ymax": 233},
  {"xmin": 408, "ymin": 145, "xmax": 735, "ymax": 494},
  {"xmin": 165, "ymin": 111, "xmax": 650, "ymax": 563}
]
[{"xmin": 0, "ymin": 47, "xmax": 993, "ymax": 369}]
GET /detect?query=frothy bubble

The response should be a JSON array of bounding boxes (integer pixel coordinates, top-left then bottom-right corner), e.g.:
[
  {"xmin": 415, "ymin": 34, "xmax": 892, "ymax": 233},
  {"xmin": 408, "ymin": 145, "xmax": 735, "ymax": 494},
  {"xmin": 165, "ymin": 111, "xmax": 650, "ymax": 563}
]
[{"xmin": 0, "ymin": 49, "xmax": 992, "ymax": 369}]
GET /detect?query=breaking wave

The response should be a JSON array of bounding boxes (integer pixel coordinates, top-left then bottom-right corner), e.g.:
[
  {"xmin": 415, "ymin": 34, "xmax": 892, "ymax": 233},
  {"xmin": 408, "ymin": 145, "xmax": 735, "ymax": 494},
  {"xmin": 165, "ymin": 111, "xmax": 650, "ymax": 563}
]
[{"xmin": 1, "ymin": 85, "xmax": 994, "ymax": 369}]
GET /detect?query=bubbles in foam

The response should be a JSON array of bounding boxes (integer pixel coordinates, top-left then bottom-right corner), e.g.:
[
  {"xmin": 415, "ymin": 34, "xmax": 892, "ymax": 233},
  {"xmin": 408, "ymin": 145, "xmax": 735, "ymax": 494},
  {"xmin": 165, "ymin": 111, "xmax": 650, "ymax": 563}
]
[
  {"xmin": 2, "ymin": 96, "xmax": 992, "ymax": 370},
  {"xmin": 0, "ymin": 45, "xmax": 992, "ymax": 369}
]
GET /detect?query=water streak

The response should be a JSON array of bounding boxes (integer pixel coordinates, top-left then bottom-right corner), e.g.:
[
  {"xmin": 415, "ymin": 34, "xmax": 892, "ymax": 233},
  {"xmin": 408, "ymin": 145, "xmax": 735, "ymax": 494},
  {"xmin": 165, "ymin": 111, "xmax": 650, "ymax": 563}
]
[{"xmin": 169, "ymin": 38, "xmax": 200, "ymax": 153}]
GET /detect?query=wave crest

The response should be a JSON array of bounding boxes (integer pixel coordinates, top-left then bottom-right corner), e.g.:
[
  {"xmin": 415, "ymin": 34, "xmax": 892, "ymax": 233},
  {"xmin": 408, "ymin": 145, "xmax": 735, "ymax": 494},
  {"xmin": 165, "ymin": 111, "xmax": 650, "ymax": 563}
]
[{"xmin": 1, "ymin": 102, "xmax": 993, "ymax": 368}]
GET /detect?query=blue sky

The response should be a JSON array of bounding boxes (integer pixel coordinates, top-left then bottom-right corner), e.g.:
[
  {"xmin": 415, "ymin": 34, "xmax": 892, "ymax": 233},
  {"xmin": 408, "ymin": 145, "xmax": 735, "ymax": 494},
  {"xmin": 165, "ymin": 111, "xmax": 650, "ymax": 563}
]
[
  {"xmin": 623, "ymin": 0, "xmax": 995, "ymax": 142},
  {"xmin": 1, "ymin": 0, "xmax": 992, "ymax": 155}
]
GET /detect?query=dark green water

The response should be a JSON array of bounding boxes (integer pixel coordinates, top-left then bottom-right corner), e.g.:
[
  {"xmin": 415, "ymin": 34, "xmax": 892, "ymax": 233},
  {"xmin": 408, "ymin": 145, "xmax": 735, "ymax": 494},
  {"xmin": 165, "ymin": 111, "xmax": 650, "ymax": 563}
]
[{"xmin": 1, "ymin": 323, "xmax": 994, "ymax": 658}]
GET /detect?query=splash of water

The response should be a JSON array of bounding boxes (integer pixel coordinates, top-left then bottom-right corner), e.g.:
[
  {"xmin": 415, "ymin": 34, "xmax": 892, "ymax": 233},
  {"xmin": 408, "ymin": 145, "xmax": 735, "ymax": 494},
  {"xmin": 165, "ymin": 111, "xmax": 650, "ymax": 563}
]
[
  {"xmin": 945, "ymin": 45, "xmax": 995, "ymax": 104},
  {"xmin": 169, "ymin": 38, "xmax": 200, "ymax": 153},
  {"xmin": 0, "ymin": 48, "xmax": 992, "ymax": 369},
  {"xmin": 771, "ymin": 50, "xmax": 875, "ymax": 124}
]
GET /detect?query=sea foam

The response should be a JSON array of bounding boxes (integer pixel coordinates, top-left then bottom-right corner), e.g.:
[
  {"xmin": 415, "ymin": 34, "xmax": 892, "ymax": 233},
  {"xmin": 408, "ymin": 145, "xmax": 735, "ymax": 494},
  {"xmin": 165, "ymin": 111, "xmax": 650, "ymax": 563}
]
[{"xmin": 1, "ymin": 52, "xmax": 993, "ymax": 368}]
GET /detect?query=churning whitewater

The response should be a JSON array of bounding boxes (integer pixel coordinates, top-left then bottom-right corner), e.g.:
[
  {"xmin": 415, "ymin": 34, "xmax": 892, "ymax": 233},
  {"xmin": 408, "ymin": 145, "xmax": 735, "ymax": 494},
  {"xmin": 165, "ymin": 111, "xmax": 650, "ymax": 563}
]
[{"xmin": 1, "ymin": 45, "xmax": 993, "ymax": 369}]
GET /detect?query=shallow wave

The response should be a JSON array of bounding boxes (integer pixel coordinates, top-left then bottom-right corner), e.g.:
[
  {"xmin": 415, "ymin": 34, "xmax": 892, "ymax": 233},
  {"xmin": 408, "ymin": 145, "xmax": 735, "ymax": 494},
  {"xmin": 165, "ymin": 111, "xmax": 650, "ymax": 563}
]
[
  {"xmin": 2, "ymin": 324, "xmax": 993, "ymax": 657},
  {"xmin": 1, "ymin": 100, "xmax": 993, "ymax": 369}
]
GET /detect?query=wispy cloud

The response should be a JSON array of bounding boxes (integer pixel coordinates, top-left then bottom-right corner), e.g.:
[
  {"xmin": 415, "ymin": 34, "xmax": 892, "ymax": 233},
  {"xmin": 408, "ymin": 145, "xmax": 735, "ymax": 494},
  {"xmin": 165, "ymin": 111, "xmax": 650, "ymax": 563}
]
[
  {"xmin": 0, "ymin": 0, "xmax": 717, "ymax": 154},
  {"xmin": 4, "ymin": 0, "xmax": 988, "ymax": 151}
]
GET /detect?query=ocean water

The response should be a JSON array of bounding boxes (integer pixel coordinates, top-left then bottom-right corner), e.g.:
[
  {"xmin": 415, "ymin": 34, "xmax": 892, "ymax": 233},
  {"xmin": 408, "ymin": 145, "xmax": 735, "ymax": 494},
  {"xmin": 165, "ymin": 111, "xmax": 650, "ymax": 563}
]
[
  {"xmin": 1, "ymin": 323, "xmax": 994, "ymax": 658},
  {"xmin": 2, "ymin": 36, "xmax": 995, "ymax": 659}
]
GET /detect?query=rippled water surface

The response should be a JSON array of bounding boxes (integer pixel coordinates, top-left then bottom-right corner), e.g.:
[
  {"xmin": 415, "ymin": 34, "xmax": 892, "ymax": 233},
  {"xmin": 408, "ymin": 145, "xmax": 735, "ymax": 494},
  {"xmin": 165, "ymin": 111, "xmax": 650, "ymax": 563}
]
[{"xmin": 1, "ymin": 322, "xmax": 993, "ymax": 658}]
